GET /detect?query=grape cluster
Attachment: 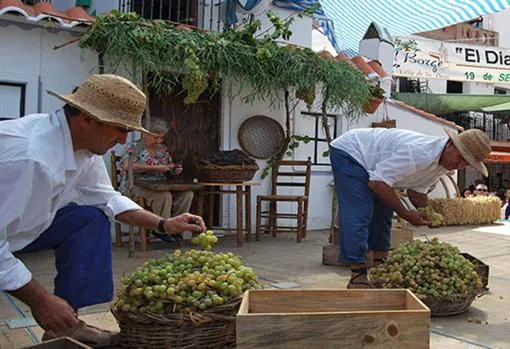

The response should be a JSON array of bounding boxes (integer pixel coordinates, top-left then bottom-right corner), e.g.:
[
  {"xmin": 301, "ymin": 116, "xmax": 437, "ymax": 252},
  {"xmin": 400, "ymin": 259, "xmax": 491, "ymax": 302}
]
[
  {"xmin": 200, "ymin": 150, "xmax": 256, "ymax": 166},
  {"xmin": 114, "ymin": 248, "xmax": 262, "ymax": 315},
  {"xmin": 191, "ymin": 231, "xmax": 218, "ymax": 250},
  {"xmin": 295, "ymin": 88, "xmax": 315, "ymax": 109},
  {"xmin": 417, "ymin": 207, "xmax": 446, "ymax": 228},
  {"xmin": 370, "ymin": 238, "xmax": 483, "ymax": 300}
]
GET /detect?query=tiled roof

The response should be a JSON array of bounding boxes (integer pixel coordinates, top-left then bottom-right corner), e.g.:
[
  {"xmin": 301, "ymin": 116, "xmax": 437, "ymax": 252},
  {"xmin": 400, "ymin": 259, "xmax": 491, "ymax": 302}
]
[
  {"xmin": 326, "ymin": 51, "xmax": 464, "ymax": 132},
  {"xmin": 0, "ymin": 0, "xmax": 93, "ymax": 29}
]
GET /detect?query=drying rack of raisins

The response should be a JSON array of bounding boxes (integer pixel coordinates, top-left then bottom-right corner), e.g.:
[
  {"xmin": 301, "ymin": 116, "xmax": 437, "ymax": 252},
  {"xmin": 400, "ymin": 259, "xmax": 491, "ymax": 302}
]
[{"xmin": 196, "ymin": 150, "xmax": 260, "ymax": 247}]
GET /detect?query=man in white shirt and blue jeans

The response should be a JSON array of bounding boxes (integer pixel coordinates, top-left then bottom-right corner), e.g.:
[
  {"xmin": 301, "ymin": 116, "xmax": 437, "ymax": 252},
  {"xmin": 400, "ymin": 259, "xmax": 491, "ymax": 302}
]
[
  {"xmin": 0, "ymin": 74, "xmax": 206, "ymax": 346},
  {"xmin": 330, "ymin": 127, "xmax": 491, "ymax": 289}
]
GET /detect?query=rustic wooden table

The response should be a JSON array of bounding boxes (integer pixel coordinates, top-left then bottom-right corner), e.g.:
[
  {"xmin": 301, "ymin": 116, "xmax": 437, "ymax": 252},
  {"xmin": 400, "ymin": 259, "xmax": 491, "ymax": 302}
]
[
  {"xmin": 197, "ymin": 181, "xmax": 260, "ymax": 247},
  {"xmin": 134, "ymin": 178, "xmax": 204, "ymax": 192}
]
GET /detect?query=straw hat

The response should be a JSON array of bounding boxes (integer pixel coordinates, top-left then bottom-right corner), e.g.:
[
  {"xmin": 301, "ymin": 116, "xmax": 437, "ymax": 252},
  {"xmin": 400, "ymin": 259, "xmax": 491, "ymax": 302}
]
[
  {"xmin": 47, "ymin": 74, "xmax": 150, "ymax": 133},
  {"xmin": 445, "ymin": 128, "xmax": 491, "ymax": 177}
]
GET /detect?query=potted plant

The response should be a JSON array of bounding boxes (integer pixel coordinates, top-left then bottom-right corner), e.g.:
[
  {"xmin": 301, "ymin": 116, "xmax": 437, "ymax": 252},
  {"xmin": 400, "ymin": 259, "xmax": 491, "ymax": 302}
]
[{"xmin": 364, "ymin": 84, "xmax": 385, "ymax": 114}]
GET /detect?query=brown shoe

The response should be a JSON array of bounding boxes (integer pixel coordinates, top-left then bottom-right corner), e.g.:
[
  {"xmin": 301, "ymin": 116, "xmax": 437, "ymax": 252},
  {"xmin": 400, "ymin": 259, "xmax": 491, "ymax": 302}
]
[
  {"xmin": 347, "ymin": 268, "xmax": 373, "ymax": 289},
  {"xmin": 42, "ymin": 320, "xmax": 120, "ymax": 348}
]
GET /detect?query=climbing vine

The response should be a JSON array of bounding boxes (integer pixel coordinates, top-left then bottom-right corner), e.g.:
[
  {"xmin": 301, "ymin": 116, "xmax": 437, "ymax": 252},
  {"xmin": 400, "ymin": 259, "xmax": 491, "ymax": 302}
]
[{"xmin": 79, "ymin": 10, "xmax": 371, "ymax": 114}]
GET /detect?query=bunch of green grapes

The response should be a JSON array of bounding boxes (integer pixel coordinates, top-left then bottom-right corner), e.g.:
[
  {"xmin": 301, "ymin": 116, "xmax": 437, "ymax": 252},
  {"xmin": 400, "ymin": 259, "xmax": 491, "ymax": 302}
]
[
  {"xmin": 191, "ymin": 230, "xmax": 218, "ymax": 250},
  {"xmin": 417, "ymin": 207, "xmax": 446, "ymax": 228},
  {"xmin": 113, "ymin": 248, "xmax": 262, "ymax": 315},
  {"xmin": 370, "ymin": 238, "xmax": 483, "ymax": 300},
  {"xmin": 295, "ymin": 87, "xmax": 316, "ymax": 110}
]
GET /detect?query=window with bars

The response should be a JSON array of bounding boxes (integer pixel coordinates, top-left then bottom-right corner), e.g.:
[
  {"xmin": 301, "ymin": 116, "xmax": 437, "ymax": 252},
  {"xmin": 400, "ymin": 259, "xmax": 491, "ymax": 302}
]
[
  {"xmin": 0, "ymin": 82, "xmax": 26, "ymax": 120},
  {"xmin": 118, "ymin": 0, "xmax": 228, "ymax": 32},
  {"xmin": 295, "ymin": 111, "xmax": 338, "ymax": 166}
]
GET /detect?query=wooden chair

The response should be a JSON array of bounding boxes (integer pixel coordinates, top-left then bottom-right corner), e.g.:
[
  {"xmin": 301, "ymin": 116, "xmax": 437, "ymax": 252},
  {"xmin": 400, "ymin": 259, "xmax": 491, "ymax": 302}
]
[
  {"xmin": 110, "ymin": 151, "xmax": 150, "ymax": 252},
  {"xmin": 256, "ymin": 157, "xmax": 312, "ymax": 242}
]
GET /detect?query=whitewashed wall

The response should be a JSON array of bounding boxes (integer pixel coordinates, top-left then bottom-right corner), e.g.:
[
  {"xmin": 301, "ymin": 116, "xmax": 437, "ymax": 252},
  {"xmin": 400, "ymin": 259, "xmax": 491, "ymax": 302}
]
[{"xmin": 0, "ymin": 22, "xmax": 98, "ymax": 116}]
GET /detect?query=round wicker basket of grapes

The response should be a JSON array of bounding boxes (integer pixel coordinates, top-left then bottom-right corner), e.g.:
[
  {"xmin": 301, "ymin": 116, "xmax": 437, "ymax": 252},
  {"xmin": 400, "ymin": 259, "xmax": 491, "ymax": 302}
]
[
  {"xmin": 370, "ymin": 238, "xmax": 484, "ymax": 317},
  {"xmin": 111, "ymin": 231, "xmax": 263, "ymax": 348}
]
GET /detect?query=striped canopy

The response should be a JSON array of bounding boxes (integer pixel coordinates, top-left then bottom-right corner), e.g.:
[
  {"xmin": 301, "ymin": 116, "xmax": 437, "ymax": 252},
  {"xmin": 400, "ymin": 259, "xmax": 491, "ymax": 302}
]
[{"xmin": 319, "ymin": 0, "xmax": 510, "ymax": 56}]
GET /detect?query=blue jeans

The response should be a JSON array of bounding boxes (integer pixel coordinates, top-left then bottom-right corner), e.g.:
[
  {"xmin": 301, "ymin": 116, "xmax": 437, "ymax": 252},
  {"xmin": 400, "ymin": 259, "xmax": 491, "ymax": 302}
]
[
  {"xmin": 330, "ymin": 147, "xmax": 394, "ymax": 264},
  {"xmin": 19, "ymin": 204, "xmax": 113, "ymax": 309}
]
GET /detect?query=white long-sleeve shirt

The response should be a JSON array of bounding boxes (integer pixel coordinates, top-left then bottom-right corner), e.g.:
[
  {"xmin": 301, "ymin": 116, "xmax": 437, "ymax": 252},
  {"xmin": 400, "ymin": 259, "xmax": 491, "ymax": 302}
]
[
  {"xmin": 331, "ymin": 128, "xmax": 450, "ymax": 193},
  {"xmin": 0, "ymin": 110, "xmax": 141, "ymax": 291}
]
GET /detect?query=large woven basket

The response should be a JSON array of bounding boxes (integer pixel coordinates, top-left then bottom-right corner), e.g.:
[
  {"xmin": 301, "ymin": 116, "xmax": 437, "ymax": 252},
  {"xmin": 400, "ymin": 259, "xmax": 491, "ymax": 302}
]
[
  {"xmin": 422, "ymin": 292, "xmax": 477, "ymax": 317},
  {"xmin": 238, "ymin": 115, "xmax": 286, "ymax": 159},
  {"xmin": 111, "ymin": 297, "xmax": 241, "ymax": 349},
  {"xmin": 197, "ymin": 163, "xmax": 259, "ymax": 183}
]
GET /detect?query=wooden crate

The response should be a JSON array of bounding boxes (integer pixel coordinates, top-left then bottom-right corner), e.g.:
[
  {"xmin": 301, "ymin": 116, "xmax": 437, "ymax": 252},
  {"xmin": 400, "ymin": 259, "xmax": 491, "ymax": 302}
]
[
  {"xmin": 322, "ymin": 228, "xmax": 414, "ymax": 266},
  {"xmin": 322, "ymin": 243, "xmax": 346, "ymax": 266},
  {"xmin": 461, "ymin": 252, "xmax": 489, "ymax": 290},
  {"xmin": 237, "ymin": 289, "xmax": 430, "ymax": 349},
  {"xmin": 23, "ymin": 337, "xmax": 93, "ymax": 349}
]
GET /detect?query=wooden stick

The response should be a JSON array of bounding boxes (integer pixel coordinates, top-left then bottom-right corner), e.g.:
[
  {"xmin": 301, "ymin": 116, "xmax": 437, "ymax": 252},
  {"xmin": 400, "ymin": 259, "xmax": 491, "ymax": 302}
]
[
  {"xmin": 127, "ymin": 157, "xmax": 136, "ymax": 258},
  {"xmin": 53, "ymin": 37, "xmax": 81, "ymax": 50},
  {"xmin": 142, "ymin": 72, "xmax": 151, "ymax": 129},
  {"xmin": 320, "ymin": 87, "xmax": 333, "ymax": 145}
]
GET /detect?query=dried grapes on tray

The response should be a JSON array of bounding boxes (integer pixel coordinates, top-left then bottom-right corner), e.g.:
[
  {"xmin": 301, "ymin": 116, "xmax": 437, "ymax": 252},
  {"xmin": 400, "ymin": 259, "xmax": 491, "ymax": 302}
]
[{"xmin": 199, "ymin": 149, "xmax": 256, "ymax": 166}]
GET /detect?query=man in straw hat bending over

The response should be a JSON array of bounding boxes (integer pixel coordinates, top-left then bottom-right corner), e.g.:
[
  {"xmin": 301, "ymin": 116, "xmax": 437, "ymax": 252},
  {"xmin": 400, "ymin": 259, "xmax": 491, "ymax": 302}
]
[
  {"xmin": 0, "ymin": 74, "xmax": 206, "ymax": 347},
  {"xmin": 329, "ymin": 127, "xmax": 491, "ymax": 289}
]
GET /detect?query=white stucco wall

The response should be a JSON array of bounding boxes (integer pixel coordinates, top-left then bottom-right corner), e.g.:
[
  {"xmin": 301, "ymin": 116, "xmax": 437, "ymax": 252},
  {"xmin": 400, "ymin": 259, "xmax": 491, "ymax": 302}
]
[
  {"xmin": 0, "ymin": 21, "xmax": 98, "ymax": 115},
  {"xmin": 220, "ymin": 82, "xmax": 336, "ymax": 231},
  {"xmin": 463, "ymin": 81, "xmax": 493, "ymax": 95}
]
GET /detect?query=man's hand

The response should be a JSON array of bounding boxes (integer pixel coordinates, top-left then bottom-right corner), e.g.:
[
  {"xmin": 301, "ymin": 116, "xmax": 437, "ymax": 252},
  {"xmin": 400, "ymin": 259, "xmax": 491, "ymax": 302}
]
[
  {"xmin": 164, "ymin": 213, "xmax": 206, "ymax": 234},
  {"xmin": 402, "ymin": 210, "xmax": 430, "ymax": 227},
  {"xmin": 31, "ymin": 294, "xmax": 79, "ymax": 331},
  {"xmin": 8, "ymin": 280, "xmax": 79, "ymax": 332}
]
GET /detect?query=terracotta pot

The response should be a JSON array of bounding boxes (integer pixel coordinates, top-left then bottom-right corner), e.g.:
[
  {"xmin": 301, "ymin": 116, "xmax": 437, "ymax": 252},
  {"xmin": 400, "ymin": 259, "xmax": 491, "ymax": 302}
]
[
  {"xmin": 318, "ymin": 50, "xmax": 335, "ymax": 61},
  {"xmin": 364, "ymin": 97, "xmax": 383, "ymax": 114}
]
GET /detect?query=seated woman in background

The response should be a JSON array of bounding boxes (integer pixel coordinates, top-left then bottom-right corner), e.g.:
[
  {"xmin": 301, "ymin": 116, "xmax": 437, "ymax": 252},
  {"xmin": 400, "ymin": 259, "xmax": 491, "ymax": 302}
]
[{"xmin": 120, "ymin": 117, "xmax": 194, "ymax": 242}]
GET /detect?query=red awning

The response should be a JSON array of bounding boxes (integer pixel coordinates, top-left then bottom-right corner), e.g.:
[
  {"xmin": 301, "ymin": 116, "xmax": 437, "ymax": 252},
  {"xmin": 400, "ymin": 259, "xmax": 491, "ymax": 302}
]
[{"xmin": 485, "ymin": 151, "xmax": 510, "ymax": 163}]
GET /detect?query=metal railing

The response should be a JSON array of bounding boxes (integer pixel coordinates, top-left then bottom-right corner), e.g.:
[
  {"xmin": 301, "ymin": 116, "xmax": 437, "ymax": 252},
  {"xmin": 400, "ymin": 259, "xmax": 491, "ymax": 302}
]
[
  {"xmin": 442, "ymin": 112, "xmax": 510, "ymax": 142},
  {"xmin": 21, "ymin": 0, "xmax": 51, "ymax": 4},
  {"xmin": 118, "ymin": 0, "xmax": 230, "ymax": 32}
]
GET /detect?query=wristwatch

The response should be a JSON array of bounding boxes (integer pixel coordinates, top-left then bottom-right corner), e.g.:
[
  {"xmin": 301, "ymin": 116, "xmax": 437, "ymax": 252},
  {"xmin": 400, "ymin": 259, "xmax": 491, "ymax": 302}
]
[{"xmin": 158, "ymin": 218, "xmax": 167, "ymax": 233}]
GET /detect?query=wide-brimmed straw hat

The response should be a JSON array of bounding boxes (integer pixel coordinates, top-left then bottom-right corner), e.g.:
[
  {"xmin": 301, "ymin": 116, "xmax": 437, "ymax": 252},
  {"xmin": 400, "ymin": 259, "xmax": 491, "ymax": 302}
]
[
  {"xmin": 445, "ymin": 128, "xmax": 491, "ymax": 177},
  {"xmin": 47, "ymin": 74, "xmax": 150, "ymax": 133}
]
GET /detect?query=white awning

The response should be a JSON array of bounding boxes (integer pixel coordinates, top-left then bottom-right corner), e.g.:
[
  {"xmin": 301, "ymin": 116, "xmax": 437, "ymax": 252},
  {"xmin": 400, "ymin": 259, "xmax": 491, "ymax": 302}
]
[{"xmin": 319, "ymin": 0, "xmax": 510, "ymax": 55}]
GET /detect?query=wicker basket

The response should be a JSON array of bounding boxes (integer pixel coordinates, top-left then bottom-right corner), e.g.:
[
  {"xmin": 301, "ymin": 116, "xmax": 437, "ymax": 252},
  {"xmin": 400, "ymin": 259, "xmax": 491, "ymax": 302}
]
[
  {"xmin": 112, "ymin": 297, "xmax": 241, "ymax": 349},
  {"xmin": 422, "ymin": 292, "xmax": 477, "ymax": 317},
  {"xmin": 197, "ymin": 163, "xmax": 259, "ymax": 183}
]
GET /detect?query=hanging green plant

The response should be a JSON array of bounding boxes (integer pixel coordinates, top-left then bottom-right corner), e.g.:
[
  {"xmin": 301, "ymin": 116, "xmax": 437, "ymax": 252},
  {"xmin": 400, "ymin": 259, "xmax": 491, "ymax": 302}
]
[{"xmin": 79, "ymin": 10, "xmax": 372, "ymax": 118}]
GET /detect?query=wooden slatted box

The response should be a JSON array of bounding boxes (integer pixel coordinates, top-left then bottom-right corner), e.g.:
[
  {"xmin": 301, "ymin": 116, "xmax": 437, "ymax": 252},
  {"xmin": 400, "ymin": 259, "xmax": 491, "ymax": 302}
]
[{"xmin": 237, "ymin": 289, "xmax": 430, "ymax": 349}]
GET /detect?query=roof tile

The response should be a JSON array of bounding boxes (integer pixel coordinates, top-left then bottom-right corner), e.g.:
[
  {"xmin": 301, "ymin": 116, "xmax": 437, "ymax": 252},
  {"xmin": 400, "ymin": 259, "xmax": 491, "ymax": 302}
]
[{"xmin": 0, "ymin": 0, "xmax": 94, "ymax": 28}]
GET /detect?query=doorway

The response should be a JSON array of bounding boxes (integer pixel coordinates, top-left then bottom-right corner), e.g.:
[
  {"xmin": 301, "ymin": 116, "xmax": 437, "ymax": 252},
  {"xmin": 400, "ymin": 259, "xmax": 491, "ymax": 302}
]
[{"xmin": 148, "ymin": 83, "xmax": 222, "ymax": 225}]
